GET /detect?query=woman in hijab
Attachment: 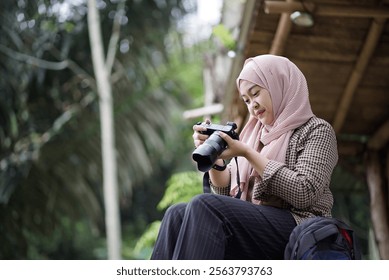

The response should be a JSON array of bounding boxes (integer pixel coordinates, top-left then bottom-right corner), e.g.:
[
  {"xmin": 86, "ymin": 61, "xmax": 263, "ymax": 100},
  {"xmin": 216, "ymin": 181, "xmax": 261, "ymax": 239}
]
[{"xmin": 151, "ymin": 54, "xmax": 338, "ymax": 260}]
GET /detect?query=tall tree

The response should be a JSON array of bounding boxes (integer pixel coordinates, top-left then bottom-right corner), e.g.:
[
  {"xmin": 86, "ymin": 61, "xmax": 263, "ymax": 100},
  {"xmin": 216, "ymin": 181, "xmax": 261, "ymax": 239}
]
[
  {"xmin": 87, "ymin": 0, "xmax": 122, "ymax": 260},
  {"xmin": 0, "ymin": 0, "xmax": 197, "ymax": 259}
]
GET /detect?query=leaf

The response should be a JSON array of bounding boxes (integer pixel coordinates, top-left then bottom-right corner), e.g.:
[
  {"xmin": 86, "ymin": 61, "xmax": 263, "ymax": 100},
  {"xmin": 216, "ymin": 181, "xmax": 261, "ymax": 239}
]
[
  {"xmin": 212, "ymin": 24, "xmax": 236, "ymax": 50},
  {"xmin": 157, "ymin": 171, "xmax": 202, "ymax": 210}
]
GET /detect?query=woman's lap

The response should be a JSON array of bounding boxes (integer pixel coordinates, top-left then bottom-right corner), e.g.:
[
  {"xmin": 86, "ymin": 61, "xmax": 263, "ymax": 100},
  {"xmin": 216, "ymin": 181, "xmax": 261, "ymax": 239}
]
[{"xmin": 152, "ymin": 193, "xmax": 296, "ymax": 260}]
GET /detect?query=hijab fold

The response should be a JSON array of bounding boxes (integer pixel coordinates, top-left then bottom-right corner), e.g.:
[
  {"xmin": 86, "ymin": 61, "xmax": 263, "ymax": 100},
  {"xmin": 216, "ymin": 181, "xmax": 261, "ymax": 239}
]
[{"xmin": 229, "ymin": 55, "xmax": 314, "ymax": 201}]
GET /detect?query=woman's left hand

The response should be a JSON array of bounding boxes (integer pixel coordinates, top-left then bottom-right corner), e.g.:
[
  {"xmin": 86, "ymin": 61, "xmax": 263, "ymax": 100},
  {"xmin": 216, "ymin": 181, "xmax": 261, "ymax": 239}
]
[
  {"xmin": 217, "ymin": 132, "xmax": 249, "ymax": 159},
  {"xmin": 218, "ymin": 131, "xmax": 269, "ymax": 177}
]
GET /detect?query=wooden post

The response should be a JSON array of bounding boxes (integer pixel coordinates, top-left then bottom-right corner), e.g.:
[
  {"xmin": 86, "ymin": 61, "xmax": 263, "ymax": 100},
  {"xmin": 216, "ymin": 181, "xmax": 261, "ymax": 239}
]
[{"xmin": 366, "ymin": 151, "xmax": 389, "ymax": 259}]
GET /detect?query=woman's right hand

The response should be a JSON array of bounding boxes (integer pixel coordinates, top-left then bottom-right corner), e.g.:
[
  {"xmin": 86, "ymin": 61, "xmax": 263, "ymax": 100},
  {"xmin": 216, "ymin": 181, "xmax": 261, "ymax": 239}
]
[
  {"xmin": 192, "ymin": 119, "xmax": 211, "ymax": 148},
  {"xmin": 193, "ymin": 119, "xmax": 230, "ymax": 187}
]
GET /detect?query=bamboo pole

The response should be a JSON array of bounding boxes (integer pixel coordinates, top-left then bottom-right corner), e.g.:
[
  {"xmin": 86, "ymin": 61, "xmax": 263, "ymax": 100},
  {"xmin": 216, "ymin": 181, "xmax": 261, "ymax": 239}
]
[
  {"xmin": 269, "ymin": 9, "xmax": 292, "ymax": 55},
  {"xmin": 366, "ymin": 151, "xmax": 389, "ymax": 259},
  {"xmin": 332, "ymin": 18, "xmax": 385, "ymax": 133}
]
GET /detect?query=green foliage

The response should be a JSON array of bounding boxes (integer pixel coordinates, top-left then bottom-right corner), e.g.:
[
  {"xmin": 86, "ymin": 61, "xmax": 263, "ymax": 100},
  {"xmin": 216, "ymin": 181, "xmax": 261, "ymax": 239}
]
[
  {"xmin": 129, "ymin": 221, "xmax": 161, "ymax": 259},
  {"xmin": 0, "ymin": 213, "xmax": 105, "ymax": 259},
  {"xmin": 129, "ymin": 171, "xmax": 203, "ymax": 259},
  {"xmin": 212, "ymin": 24, "xmax": 236, "ymax": 51},
  {"xmin": 157, "ymin": 171, "xmax": 203, "ymax": 210},
  {"xmin": 0, "ymin": 0, "xmax": 202, "ymax": 259}
]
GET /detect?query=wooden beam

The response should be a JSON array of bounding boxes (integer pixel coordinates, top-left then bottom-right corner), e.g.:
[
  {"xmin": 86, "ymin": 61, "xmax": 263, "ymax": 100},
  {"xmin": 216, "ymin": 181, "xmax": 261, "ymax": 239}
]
[
  {"xmin": 332, "ymin": 18, "xmax": 386, "ymax": 133},
  {"xmin": 183, "ymin": 104, "xmax": 224, "ymax": 120},
  {"xmin": 368, "ymin": 120, "xmax": 389, "ymax": 150},
  {"xmin": 269, "ymin": 0, "xmax": 294, "ymax": 55},
  {"xmin": 269, "ymin": 10, "xmax": 293, "ymax": 55},
  {"xmin": 264, "ymin": 1, "xmax": 389, "ymax": 18}
]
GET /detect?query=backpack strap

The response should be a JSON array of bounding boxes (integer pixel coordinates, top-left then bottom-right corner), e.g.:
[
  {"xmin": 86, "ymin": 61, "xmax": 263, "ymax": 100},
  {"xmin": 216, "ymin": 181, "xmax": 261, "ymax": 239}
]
[{"xmin": 296, "ymin": 224, "xmax": 339, "ymax": 259}]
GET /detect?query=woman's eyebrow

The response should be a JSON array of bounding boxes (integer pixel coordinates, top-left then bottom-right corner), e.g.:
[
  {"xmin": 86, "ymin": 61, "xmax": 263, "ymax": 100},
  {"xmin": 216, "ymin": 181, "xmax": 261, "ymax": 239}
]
[
  {"xmin": 241, "ymin": 84, "xmax": 256, "ymax": 95},
  {"xmin": 248, "ymin": 85, "xmax": 260, "ymax": 95}
]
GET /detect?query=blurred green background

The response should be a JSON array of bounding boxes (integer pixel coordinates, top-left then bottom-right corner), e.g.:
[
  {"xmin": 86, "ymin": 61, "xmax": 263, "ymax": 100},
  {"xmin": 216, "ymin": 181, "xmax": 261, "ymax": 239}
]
[{"xmin": 0, "ymin": 0, "xmax": 371, "ymax": 259}]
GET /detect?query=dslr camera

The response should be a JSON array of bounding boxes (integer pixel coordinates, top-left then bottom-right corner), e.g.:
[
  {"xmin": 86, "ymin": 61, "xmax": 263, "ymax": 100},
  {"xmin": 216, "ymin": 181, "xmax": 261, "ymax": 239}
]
[{"xmin": 192, "ymin": 122, "xmax": 239, "ymax": 172}]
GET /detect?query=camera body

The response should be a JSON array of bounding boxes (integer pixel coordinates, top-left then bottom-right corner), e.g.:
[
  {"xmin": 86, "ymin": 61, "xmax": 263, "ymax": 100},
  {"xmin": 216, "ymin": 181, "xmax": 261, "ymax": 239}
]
[
  {"xmin": 192, "ymin": 122, "xmax": 239, "ymax": 172},
  {"xmin": 199, "ymin": 122, "xmax": 239, "ymax": 140}
]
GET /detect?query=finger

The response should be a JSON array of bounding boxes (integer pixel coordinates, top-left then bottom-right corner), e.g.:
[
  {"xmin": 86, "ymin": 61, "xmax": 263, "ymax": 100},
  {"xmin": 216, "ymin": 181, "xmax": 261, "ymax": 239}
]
[
  {"xmin": 218, "ymin": 131, "xmax": 232, "ymax": 143},
  {"xmin": 193, "ymin": 123, "xmax": 207, "ymax": 132},
  {"xmin": 193, "ymin": 132, "xmax": 208, "ymax": 148},
  {"xmin": 193, "ymin": 135, "xmax": 208, "ymax": 144},
  {"xmin": 194, "ymin": 139, "xmax": 201, "ymax": 148},
  {"xmin": 193, "ymin": 129, "xmax": 209, "ymax": 139}
]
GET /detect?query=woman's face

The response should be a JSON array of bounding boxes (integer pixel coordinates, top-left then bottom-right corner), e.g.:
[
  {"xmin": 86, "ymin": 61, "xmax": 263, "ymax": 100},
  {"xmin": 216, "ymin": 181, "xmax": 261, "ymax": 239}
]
[{"xmin": 240, "ymin": 80, "xmax": 274, "ymax": 125}]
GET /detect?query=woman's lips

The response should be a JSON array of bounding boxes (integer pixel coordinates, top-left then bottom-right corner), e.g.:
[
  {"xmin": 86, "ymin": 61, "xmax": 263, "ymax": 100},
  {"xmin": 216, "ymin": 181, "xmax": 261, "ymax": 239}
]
[{"xmin": 256, "ymin": 109, "xmax": 265, "ymax": 117}]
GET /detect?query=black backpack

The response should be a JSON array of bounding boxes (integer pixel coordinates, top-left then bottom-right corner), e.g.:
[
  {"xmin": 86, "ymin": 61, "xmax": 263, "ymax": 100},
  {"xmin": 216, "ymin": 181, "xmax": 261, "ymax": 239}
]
[{"xmin": 284, "ymin": 216, "xmax": 362, "ymax": 260}]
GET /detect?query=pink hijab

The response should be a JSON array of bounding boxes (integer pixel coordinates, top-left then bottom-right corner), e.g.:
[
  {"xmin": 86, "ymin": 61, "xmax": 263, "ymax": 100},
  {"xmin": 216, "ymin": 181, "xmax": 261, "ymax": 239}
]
[{"xmin": 230, "ymin": 55, "xmax": 314, "ymax": 201}]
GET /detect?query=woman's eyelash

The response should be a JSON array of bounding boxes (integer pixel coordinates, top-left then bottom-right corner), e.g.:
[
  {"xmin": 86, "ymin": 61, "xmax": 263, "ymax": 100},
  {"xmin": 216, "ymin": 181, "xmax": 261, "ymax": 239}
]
[{"xmin": 242, "ymin": 89, "xmax": 260, "ymax": 104}]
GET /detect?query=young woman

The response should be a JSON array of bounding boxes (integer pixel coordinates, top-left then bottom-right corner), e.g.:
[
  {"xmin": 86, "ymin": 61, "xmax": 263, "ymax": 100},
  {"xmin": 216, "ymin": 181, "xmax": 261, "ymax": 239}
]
[{"xmin": 151, "ymin": 54, "xmax": 338, "ymax": 260}]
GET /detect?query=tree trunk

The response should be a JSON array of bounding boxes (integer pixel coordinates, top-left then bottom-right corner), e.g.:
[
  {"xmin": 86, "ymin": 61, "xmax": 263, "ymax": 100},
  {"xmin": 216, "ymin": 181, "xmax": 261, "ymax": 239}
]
[{"xmin": 87, "ymin": 0, "xmax": 122, "ymax": 260}]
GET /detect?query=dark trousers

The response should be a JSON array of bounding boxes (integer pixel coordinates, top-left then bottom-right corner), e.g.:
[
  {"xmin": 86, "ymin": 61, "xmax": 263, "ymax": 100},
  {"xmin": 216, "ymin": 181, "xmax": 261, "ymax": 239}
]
[{"xmin": 151, "ymin": 193, "xmax": 296, "ymax": 260}]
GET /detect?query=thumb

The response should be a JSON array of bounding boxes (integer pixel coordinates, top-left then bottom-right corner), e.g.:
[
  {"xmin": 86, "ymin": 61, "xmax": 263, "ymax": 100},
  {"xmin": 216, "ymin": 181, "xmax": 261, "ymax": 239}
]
[{"xmin": 218, "ymin": 131, "xmax": 232, "ymax": 144}]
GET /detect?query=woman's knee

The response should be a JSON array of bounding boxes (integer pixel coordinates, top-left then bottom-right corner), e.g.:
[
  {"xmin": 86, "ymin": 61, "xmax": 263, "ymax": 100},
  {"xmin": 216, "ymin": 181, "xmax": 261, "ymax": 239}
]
[
  {"xmin": 187, "ymin": 193, "xmax": 217, "ymax": 213},
  {"xmin": 163, "ymin": 202, "xmax": 187, "ymax": 221},
  {"xmin": 164, "ymin": 194, "xmax": 222, "ymax": 220},
  {"xmin": 189, "ymin": 193, "xmax": 211, "ymax": 204}
]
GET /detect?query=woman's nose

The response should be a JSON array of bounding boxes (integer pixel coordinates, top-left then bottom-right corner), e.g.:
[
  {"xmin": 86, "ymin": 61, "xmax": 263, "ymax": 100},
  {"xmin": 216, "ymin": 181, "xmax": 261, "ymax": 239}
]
[{"xmin": 252, "ymin": 101, "xmax": 259, "ymax": 110}]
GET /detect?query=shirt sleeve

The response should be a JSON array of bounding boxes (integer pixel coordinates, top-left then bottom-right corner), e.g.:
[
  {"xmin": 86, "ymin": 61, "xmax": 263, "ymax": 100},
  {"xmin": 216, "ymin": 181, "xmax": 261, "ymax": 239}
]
[{"xmin": 253, "ymin": 120, "xmax": 338, "ymax": 209}]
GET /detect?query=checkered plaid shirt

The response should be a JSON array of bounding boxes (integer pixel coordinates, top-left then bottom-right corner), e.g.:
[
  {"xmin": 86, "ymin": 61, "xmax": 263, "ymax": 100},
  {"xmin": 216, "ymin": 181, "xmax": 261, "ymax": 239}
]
[{"xmin": 211, "ymin": 117, "xmax": 338, "ymax": 225}]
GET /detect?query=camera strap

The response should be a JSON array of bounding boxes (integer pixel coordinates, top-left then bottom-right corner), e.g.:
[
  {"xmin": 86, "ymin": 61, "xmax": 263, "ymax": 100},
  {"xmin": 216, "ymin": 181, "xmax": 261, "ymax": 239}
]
[{"xmin": 233, "ymin": 156, "xmax": 242, "ymax": 199}]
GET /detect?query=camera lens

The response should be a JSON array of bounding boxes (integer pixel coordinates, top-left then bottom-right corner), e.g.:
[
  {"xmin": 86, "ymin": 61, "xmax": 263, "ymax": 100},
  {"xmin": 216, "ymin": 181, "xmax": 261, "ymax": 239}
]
[{"xmin": 192, "ymin": 133, "xmax": 226, "ymax": 172}]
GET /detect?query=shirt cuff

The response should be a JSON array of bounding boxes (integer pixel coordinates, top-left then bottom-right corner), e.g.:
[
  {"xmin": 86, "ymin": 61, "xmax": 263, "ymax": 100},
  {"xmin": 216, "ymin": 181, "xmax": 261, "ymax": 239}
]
[
  {"xmin": 209, "ymin": 169, "xmax": 231, "ymax": 196},
  {"xmin": 209, "ymin": 180, "xmax": 231, "ymax": 196}
]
